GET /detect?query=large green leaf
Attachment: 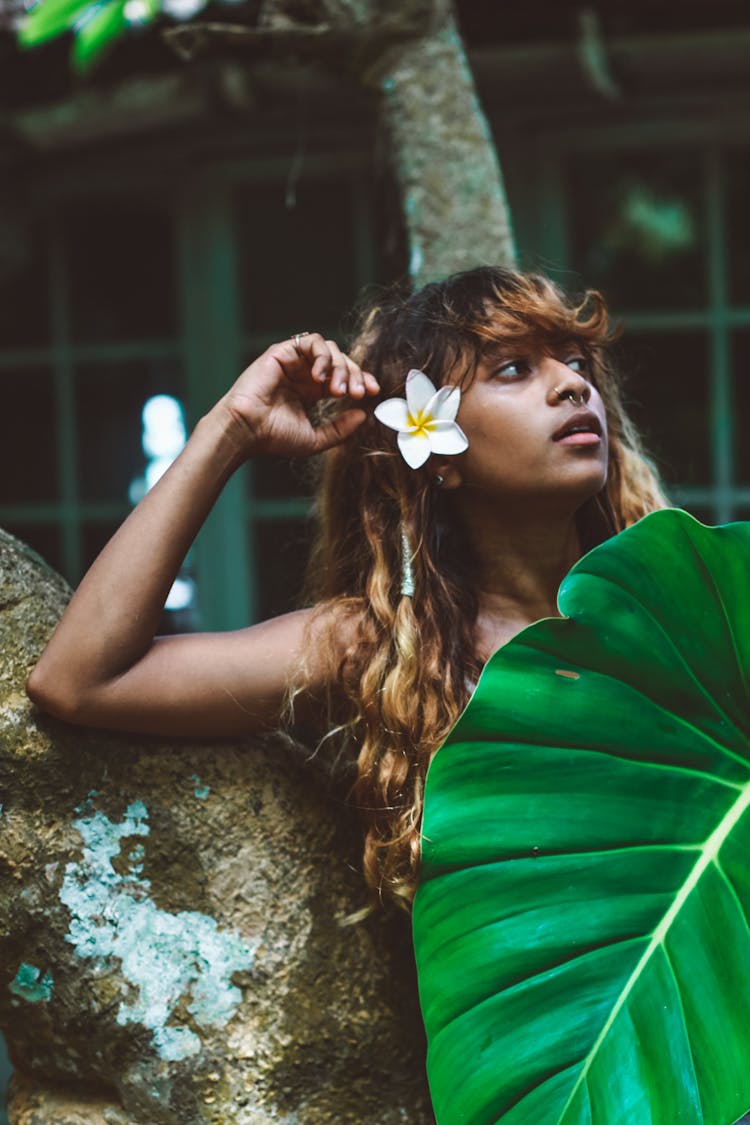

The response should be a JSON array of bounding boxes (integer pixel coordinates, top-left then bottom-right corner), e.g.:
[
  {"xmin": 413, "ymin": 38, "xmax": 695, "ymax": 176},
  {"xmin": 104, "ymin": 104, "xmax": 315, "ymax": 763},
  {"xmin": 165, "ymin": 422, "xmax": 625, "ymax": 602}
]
[{"xmin": 413, "ymin": 509, "xmax": 750, "ymax": 1125}]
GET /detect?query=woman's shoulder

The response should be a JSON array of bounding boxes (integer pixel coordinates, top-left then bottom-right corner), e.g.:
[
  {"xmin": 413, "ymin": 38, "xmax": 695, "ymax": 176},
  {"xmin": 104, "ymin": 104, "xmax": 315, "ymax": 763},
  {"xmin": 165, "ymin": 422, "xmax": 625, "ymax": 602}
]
[
  {"xmin": 250, "ymin": 598, "xmax": 365, "ymax": 733},
  {"xmin": 252, "ymin": 598, "xmax": 365, "ymax": 691}
]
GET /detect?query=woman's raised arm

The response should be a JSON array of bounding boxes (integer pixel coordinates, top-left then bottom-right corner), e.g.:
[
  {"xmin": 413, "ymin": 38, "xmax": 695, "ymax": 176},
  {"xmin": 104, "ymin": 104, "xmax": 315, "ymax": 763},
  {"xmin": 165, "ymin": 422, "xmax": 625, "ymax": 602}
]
[{"xmin": 25, "ymin": 334, "xmax": 378, "ymax": 738}]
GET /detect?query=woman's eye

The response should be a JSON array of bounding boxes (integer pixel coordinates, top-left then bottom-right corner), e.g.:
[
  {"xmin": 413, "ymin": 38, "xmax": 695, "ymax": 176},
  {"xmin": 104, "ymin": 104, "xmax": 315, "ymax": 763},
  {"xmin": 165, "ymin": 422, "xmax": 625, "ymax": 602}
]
[
  {"xmin": 496, "ymin": 359, "xmax": 529, "ymax": 379},
  {"xmin": 565, "ymin": 355, "xmax": 590, "ymax": 375}
]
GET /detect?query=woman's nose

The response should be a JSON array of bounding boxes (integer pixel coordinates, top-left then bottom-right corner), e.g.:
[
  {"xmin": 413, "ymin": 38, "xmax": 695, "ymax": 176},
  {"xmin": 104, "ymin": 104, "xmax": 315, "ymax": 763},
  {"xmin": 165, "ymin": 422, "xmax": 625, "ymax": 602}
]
[{"xmin": 546, "ymin": 360, "xmax": 591, "ymax": 405}]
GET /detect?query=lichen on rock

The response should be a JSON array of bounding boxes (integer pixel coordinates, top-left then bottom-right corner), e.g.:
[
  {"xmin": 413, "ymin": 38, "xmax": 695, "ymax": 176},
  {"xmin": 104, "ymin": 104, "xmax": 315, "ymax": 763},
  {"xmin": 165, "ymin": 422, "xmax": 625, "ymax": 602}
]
[
  {"xmin": 9, "ymin": 964, "xmax": 53, "ymax": 1004},
  {"xmin": 61, "ymin": 796, "xmax": 257, "ymax": 1063}
]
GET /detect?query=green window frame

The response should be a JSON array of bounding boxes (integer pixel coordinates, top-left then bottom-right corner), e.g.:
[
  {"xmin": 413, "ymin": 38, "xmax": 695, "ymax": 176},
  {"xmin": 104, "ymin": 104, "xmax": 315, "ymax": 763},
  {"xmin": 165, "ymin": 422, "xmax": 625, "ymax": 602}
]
[
  {"xmin": 0, "ymin": 153, "xmax": 377, "ymax": 630},
  {"xmin": 506, "ymin": 116, "xmax": 750, "ymax": 525}
]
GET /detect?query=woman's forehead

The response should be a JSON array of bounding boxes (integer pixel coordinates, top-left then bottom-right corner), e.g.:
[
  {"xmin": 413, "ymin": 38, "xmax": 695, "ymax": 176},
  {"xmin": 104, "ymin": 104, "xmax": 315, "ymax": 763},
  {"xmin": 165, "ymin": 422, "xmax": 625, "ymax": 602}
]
[{"xmin": 479, "ymin": 325, "xmax": 583, "ymax": 353}]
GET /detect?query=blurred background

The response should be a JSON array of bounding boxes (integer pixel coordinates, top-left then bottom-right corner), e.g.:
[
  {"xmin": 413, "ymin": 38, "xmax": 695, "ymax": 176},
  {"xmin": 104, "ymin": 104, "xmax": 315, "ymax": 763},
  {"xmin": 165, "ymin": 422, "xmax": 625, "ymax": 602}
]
[
  {"xmin": 3, "ymin": 0, "xmax": 750, "ymax": 1117},
  {"xmin": 2, "ymin": 4, "xmax": 750, "ymax": 630}
]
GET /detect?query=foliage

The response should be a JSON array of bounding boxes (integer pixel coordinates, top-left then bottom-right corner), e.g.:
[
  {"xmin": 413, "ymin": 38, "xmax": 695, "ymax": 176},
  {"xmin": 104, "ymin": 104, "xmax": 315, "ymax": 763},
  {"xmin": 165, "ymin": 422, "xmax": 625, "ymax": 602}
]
[
  {"xmin": 414, "ymin": 508, "xmax": 750, "ymax": 1124},
  {"xmin": 20, "ymin": 0, "xmax": 166, "ymax": 72}
]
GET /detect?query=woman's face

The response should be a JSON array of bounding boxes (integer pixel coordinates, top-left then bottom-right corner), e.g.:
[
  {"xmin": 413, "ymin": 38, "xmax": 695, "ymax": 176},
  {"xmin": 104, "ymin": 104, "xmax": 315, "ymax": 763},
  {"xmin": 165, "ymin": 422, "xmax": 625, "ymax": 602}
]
[{"xmin": 446, "ymin": 338, "xmax": 609, "ymax": 507}]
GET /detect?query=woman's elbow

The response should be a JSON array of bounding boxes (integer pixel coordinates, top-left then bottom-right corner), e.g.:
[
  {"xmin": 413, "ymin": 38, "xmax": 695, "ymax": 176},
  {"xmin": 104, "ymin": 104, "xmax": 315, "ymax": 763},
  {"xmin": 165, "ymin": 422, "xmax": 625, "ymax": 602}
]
[{"xmin": 25, "ymin": 663, "xmax": 84, "ymax": 723}]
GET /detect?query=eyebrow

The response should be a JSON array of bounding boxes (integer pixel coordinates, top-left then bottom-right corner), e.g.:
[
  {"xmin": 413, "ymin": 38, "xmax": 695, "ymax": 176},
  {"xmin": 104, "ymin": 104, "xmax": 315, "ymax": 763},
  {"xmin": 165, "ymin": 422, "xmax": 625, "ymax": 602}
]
[
  {"xmin": 481, "ymin": 337, "xmax": 585, "ymax": 363},
  {"xmin": 480, "ymin": 342, "xmax": 529, "ymax": 363}
]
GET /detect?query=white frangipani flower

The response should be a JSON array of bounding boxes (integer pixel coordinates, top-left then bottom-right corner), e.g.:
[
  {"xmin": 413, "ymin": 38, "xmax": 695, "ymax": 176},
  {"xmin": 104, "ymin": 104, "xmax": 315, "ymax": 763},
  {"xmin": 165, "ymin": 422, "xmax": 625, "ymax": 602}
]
[{"xmin": 373, "ymin": 369, "xmax": 469, "ymax": 470}]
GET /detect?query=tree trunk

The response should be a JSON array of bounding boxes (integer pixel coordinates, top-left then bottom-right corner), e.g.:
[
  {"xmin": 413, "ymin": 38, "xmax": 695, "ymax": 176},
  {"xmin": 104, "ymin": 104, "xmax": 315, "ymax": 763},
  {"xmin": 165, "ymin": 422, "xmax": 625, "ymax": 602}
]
[
  {"xmin": 167, "ymin": 0, "xmax": 518, "ymax": 287},
  {"xmin": 371, "ymin": 6, "xmax": 517, "ymax": 285}
]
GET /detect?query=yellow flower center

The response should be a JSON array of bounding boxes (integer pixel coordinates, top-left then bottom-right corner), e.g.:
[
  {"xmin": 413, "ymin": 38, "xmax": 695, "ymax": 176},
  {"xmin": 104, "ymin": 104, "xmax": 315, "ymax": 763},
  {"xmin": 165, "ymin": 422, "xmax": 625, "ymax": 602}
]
[{"xmin": 407, "ymin": 409, "xmax": 436, "ymax": 438}]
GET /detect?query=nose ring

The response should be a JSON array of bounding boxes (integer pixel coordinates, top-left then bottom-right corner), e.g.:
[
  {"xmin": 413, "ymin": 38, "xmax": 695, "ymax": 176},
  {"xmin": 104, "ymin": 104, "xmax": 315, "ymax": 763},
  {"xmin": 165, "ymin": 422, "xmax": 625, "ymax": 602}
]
[{"xmin": 554, "ymin": 385, "xmax": 585, "ymax": 406}]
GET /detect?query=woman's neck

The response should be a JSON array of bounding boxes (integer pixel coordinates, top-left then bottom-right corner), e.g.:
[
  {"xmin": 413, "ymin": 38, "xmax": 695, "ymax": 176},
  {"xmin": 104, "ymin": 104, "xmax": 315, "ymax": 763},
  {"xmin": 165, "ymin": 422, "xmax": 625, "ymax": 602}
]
[{"xmin": 461, "ymin": 500, "xmax": 582, "ymax": 661}]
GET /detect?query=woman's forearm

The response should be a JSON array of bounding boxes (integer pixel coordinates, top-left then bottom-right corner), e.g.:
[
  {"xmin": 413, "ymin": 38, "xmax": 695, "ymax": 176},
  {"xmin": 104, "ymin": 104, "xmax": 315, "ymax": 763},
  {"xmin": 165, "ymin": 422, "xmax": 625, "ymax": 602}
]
[
  {"xmin": 26, "ymin": 335, "xmax": 376, "ymax": 726},
  {"xmin": 26, "ymin": 405, "xmax": 248, "ymax": 710}
]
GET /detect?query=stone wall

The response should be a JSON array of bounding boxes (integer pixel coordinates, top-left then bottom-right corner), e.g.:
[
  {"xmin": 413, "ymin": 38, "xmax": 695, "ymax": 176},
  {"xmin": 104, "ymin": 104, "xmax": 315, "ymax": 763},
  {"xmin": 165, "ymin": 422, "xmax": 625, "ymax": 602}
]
[{"xmin": 0, "ymin": 529, "xmax": 433, "ymax": 1124}]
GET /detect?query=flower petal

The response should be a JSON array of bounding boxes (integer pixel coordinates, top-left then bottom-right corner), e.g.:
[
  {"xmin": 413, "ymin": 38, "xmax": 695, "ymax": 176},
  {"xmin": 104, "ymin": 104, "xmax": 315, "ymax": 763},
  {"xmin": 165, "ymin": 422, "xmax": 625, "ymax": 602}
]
[
  {"xmin": 427, "ymin": 384, "xmax": 461, "ymax": 423},
  {"xmin": 427, "ymin": 421, "xmax": 469, "ymax": 456},
  {"xmin": 405, "ymin": 369, "xmax": 438, "ymax": 416},
  {"xmin": 398, "ymin": 429, "xmax": 432, "ymax": 469},
  {"xmin": 374, "ymin": 397, "xmax": 410, "ymax": 432}
]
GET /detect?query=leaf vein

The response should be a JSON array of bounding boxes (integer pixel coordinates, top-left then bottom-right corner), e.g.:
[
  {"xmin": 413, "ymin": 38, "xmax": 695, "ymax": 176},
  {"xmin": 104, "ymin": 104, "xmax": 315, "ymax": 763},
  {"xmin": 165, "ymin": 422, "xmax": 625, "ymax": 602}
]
[
  {"xmin": 429, "ymin": 842, "xmax": 701, "ymax": 882},
  {"xmin": 487, "ymin": 1059, "xmax": 584, "ymax": 1125},
  {"xmin": 458, "ymin": 687, "xmax": 750, "ymax": 777},
  {"xmin": 660, "ymin": 942, "xmax": 704, "ymax": 1125},
  {"xmin": 714, "ymin": 858, "xmax": 750, "ymax": 934},
  {"xmin": 552, "ymin": 780, "xmax": 750, "ymax": 1124},
  {"xmin": 434, "ymin": 933, "xmax": 646, "ymax": 1038}
]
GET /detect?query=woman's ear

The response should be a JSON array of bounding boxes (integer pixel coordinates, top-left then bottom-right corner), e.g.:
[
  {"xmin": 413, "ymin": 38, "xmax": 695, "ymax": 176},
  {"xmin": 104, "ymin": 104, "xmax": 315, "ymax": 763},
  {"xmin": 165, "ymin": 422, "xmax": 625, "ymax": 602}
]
[{"xmin": 430, "ymin": 461, "xmax": 463, "ymax": 491}]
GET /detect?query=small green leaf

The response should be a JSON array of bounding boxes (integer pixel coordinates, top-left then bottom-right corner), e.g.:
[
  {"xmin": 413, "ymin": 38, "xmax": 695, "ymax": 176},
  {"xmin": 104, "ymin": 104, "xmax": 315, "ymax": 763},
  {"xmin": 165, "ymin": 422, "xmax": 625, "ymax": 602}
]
[
  {"xmin": 19, "ymin": 0, "xmax": 95, "ymax": 46},
  {"xmin": 72, "ymin": 0, "xmax": 127, "ymax": 71},
  {"xmin": 414, "ymin": 509, "xmax": 750, "ymax": 1124}
]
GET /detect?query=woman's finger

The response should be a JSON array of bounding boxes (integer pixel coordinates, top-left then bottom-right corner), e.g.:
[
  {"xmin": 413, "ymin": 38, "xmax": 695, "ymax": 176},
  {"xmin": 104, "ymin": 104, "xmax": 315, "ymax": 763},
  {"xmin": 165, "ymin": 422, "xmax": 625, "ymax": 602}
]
[
  {"xmin": 363, "ymin": 370, "xmax": 380, "ymax": 395},
  {"xmin": 325, "ymin": 339, "xmax": 355, "ymax": 397},
  {"xmin": 310, "ymin": 408, "xmax": 367, "ymax": 453},
  {"xmin": 264, "ymin": 337, "xmax": 313, "ymax": 383},
  {"xmin": 280, "ymin": 334, "xmax": 380, "ymax": 398},
  {"xmin": 299, "ymin": 333, "xmax": 335, "ymax": 383},
  {"xmin": 265, "ymin": 335, "xmax": 379, "ymax": 410},
  {"xmin": 341, "ymin": 351, "xmax": 368, "ymax": 399},
  {"xmin": 276, "ymin": 332, "xmax": 331, "ymax": 384}
]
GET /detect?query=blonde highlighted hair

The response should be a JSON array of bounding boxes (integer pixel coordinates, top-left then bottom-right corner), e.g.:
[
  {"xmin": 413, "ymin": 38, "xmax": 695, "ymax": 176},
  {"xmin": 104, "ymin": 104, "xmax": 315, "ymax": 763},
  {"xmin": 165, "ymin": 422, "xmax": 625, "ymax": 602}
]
[{"xmin": 301, "ymin": 265, "xmax": 668, "ymax": 913}]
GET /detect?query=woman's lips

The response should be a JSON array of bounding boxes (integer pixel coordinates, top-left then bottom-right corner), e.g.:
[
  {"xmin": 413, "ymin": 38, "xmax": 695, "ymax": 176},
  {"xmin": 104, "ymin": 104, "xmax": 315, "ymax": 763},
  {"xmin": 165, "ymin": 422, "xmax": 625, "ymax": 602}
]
[
  {"xmin": 552, "ymin": 409, "xmax": 603, "ymax": 442},
  {"xmin": 556, "ymin": 432, "xmax": 601, "ymax": 445}
]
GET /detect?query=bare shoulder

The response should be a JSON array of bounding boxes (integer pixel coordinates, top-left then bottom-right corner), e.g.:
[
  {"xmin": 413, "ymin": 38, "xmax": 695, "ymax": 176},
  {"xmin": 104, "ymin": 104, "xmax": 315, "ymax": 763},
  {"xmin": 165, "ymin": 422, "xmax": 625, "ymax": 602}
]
[{"xmin": 284, "ymin": 599, "xmax": 364, "ymax": 678}]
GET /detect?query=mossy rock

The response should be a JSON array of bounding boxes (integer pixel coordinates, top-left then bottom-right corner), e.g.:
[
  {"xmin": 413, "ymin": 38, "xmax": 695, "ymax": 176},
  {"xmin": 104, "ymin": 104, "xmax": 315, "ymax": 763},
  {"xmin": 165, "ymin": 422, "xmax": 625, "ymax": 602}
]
[{"xmin": 0, "ymin": 529, "xmax": 432, "ymax": 1124}]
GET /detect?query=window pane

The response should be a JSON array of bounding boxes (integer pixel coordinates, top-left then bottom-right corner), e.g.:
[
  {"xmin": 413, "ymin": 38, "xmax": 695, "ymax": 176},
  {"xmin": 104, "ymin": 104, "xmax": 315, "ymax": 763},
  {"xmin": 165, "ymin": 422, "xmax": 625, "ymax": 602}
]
[
  {"xmin": 3, "ymin": 524, "xmax": 63, "ymax": 575},
  {"xmin": 252, "ymin": 456, "xmax": 316, "ymax": 501},
  {"xmin": 732, "ymin": 331, "xmax": 750, "ymax": 482},
  {"xmin": 254, "ymin": 518, "xmax": 312, "ymax": 621},
  {"xmin": 567, "ymin": 151, "xmax": 706, "ymax": 311},
  {"xmin": 0, "ymin": 368, "xmax": 58, "ymax": 502},
  {"xmin": 680, "ymin": 505, "xmax": 719, "ymax": 526},
  {"xmin": 0, "ymin": 219, "xmax": 51, "ymax": 347},
  {"xmin": 81, "ymin": 522, "xmax": 196, "ymax": 634},
  {"xmin": 63, "ymin": 202, "xmax": 177, "ymax": 342},
  {"xmin": 237, "ymin": 181, "xmax": 358, "ymax": 335},
  {"xmin": 75, "ymin": 359, "xmax": 183, "ymax": 503},
  {"xmin": 726, "ymin": 149, "xmax": 750, "ymax": 304},
  {"xmin": 613, "ymin": 332, "xmax": 710, "ymax": 485}
]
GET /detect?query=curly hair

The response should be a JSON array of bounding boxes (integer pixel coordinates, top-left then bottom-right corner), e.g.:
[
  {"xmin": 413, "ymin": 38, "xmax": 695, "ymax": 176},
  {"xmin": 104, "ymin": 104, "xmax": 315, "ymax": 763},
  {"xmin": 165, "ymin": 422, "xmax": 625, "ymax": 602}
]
[{"xmin": 300, "ymin": 265, "xmax": 669, "ymax": 914}]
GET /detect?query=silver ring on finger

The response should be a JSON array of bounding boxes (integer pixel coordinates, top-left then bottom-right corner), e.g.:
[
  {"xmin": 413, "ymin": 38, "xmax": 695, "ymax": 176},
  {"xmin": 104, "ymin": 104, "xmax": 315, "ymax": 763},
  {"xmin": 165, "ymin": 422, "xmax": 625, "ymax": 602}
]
[{"xmin": 292, "ymin": 331, "xmax": 310, "ymax": 351}]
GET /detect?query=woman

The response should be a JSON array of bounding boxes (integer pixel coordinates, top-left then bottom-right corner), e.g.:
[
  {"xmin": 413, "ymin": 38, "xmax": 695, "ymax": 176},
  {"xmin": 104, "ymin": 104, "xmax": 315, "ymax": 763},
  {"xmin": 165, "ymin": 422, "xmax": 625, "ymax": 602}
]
[{"xmin": 25, "ymin": 264, "xmax": 668, "ymax": 916}]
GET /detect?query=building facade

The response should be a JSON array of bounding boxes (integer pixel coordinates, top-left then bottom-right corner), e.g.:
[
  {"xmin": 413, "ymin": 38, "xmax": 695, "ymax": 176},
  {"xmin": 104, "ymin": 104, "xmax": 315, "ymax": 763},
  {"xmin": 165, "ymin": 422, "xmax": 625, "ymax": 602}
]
[{"xmin": 3, "ymin": 9, "xmax": 750, "ymax": 630}]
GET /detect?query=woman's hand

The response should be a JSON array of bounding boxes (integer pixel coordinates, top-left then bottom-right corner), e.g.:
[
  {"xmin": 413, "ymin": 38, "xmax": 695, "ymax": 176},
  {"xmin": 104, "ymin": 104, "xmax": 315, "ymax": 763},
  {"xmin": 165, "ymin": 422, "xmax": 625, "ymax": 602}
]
[{"xmin": 213, "ymin": 333, "xmax": 380, "ymax": 461}]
